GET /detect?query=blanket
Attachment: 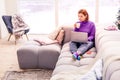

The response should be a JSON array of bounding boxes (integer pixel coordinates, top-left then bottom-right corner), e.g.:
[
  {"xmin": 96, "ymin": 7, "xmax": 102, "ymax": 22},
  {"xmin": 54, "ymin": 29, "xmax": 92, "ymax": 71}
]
[
  {"xmin": 77, "ymin": 58, "xmax": 103, "ymax": 80},
  {"xmin": 12, "ymin": 14, "xmax": 29, "ymax": 39},
  {"xmin": 33, "ymin": 36, "xmax": 59, "ymax": 45},
  {"xmin": 34, "ymin": 39, "xmax": 58, "ymax": 45}
]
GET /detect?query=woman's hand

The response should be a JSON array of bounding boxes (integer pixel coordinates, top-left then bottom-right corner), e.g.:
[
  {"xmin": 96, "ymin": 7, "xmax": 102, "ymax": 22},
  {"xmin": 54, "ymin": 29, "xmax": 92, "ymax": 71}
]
[{"xmin": 74, "ymin": 22, "xmax": 80, "ymax": 28}]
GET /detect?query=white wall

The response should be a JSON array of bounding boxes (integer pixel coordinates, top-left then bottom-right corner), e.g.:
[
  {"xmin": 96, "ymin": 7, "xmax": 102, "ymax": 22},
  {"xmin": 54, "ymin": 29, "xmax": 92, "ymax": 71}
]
[
  {"xmin": 5, "ymin": 0, "xmax": 18, "ymax": 15},
  {"xmin": 0, "ymin": 0, "xmax": 6, "ymax": 39},
  {"xmin": 0, "ymin": 0, "xmax": 18, "ymax": 39}
]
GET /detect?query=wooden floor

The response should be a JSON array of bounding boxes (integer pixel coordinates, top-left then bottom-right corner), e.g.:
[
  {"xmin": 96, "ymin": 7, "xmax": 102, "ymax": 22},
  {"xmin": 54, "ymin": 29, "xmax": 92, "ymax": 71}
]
[{"xmin": 0, "ymin": 34, "xmax": 46, "ymax": 79}]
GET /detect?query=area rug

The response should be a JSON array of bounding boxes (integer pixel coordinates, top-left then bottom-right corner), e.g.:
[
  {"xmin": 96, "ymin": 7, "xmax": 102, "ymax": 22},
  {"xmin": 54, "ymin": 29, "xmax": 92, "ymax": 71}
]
[{"xmin": 2, "ymin": 69, "xmax": 53, "ymax": 80}]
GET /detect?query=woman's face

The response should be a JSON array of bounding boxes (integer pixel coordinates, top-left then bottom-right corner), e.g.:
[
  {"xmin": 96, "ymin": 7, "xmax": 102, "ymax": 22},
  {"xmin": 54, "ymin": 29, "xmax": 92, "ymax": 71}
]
[{"xmin": 78, "ymin": 13, "xmax": 87, "ymax": 22}]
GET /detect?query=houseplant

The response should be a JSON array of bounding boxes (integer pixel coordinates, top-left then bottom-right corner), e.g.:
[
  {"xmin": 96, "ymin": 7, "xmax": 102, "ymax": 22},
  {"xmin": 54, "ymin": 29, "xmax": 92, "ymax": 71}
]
[{"xmin": 115, "ymin": 8, "xmax": 120, "ymax": 29}]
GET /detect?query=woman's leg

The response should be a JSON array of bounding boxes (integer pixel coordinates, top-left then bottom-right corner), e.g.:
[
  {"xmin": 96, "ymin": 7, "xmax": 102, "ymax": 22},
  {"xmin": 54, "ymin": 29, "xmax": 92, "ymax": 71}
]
[
  {"xmin": 77, "ymin": 41, "xmax": 94, "ymax": 55},
  {"xmin": 69, "ymin": 41, "xmax": 78, "ymax": 54}
]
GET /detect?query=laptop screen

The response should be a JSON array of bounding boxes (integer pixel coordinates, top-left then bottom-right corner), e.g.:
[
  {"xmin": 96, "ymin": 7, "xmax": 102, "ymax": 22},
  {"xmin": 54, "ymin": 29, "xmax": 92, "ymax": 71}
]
[{"xmin": 71, "ymin": 31, "xmax": 88, "ymax": 43}]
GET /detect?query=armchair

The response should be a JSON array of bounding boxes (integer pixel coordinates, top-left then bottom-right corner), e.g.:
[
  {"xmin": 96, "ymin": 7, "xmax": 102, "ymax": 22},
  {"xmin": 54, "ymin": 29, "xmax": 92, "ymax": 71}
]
[{"xmin": 2, "ymin": 15, "xmax": 30, "ymax": 44}]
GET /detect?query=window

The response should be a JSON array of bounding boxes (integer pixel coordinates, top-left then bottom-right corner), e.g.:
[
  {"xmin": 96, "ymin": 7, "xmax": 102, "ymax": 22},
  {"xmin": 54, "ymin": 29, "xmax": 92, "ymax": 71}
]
[
  {"xmin": 18, "ymin": 0, "xmax": 96, "ymax": 34},
  {"xmin": 18, "ymin": 0, "xmax": 55, "ymax": 34},
  {"xmin": 58, "ymin": 0, "xmax": 96, "ymax": 26},
  {"xmin": 18, "ymin": 0, "xmax": 120, "ymax": 34},
  {"xmin": 99, "ymin": 0, "xmax": 120, "ymax": 24}
]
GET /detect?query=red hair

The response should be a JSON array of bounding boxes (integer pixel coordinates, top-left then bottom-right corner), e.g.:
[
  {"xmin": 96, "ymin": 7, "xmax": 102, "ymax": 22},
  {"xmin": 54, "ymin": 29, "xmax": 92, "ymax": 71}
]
[{"xmin": 78, "ymin": 9, "xmax": 89, "ymax": 21}]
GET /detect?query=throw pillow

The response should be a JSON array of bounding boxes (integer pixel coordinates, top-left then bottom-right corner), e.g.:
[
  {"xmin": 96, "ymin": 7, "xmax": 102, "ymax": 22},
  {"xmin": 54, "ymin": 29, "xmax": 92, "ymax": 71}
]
[
  {"xmin": 56, "ymin": 29, "xmax": 65, "ymax": 44},
  {"xmin": 48, "ymin": 27, "xmax": 62, "ymax": 40},
  {"xmin": 71, "ymin": 31, "xmax": 88, "ymax": 43}
]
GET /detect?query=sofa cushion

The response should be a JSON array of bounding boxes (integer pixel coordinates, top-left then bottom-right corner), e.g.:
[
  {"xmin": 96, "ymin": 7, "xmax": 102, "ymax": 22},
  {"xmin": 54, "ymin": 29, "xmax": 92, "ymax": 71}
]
[
  {"xmin": 61, "ymin": 42, "xmax": 70, "ymax": 53},
  {"xmin": 110, "ymin": 70, "xmax": 120, "ymax": 80},
  {"xmin": 59, "ymin": 51, "xmax": 72, "ymax": 59},
  {"xmin": 52, "ymin": 65, "xmax": 88, "ymax": 76},
  {"xmin": 56, "ymin": 57, "xmax": 80, "ymax": 67},
  {"xmin": 62, "ymin": 25, "xmax": 73, "ymax": 44},
  {"xmin": 48, "ymin": 27, "xmax": 62, "ymax": 40},
  {"xmin": 56, "ymin": 29, "xmax": 65, "ymax": 44},
  {"xmin": 105, "ymin": 61, "xmax": 120, "ymax": 80},
  {"xmin": 80, "ymin": 58, "xmax": 94, "ymax": 66}
]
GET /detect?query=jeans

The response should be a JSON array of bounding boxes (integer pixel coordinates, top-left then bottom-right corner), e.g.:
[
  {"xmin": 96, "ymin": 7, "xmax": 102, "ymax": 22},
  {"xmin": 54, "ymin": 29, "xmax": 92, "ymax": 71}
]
[{"xmin": 69, "ymin": 41, "xmax": 94, "ymax": 55}]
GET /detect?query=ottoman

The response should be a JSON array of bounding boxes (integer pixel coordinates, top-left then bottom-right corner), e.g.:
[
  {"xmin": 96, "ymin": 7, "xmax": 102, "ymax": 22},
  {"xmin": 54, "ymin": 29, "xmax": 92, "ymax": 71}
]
[{"xmin": 17, "ymin": 41, "xmax": 61, "ymax": 69}]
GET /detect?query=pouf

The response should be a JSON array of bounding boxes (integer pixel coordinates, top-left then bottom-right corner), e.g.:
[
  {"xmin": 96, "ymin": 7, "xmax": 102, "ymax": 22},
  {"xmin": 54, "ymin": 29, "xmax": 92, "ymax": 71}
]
[{"xmin": 17, "ymin": 41, "xmax": 61, "ymax": 69}]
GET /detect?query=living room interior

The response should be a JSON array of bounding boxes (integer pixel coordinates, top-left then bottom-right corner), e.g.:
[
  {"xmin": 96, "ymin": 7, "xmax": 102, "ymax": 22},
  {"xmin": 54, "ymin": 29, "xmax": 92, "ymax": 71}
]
[{"xmin": 0, "ymin": 0, "xmax": 120, "ymax": 80}]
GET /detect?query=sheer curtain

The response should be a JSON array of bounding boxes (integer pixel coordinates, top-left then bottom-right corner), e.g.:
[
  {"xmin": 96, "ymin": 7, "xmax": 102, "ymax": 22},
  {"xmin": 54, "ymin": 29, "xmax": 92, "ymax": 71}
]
[
  {"xmin": 99, "ymin": 0, "xmax": 120, "ymax": 24},
  {"xmin": 18, "ymin": 0, "xmax": 55, "ymax": 34},
  {"xmin": 58, "ymin": 0, "xmax": 96, "ymax": 26},
  {"xmin": 18, "ymin": 0, "xmax": 120, "ymax": 34},
  {"xmin": 18, "ymin": 0, "xmax": 96, "ymax": 34}
]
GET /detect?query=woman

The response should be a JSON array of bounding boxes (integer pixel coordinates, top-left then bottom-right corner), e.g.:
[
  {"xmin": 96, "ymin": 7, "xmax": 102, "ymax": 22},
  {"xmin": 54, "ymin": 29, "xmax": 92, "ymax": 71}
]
[{"xmin": 70, "ymin": 9, "xmax": 96, "ymax": 60}]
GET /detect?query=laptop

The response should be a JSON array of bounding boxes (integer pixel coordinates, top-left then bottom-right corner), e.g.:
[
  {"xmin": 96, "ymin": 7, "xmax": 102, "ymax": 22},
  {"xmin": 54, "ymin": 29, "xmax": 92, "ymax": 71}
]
[{"xmin": 71, "ymin": 31, "xmax": 88, "ymax": 43}]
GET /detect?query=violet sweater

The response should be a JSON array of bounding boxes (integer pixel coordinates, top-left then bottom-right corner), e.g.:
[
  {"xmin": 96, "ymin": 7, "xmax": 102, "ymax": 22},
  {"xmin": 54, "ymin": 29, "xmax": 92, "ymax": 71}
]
[{"xmin": 74, "ymin": 21, "xmax": 96, "ymax": 41}]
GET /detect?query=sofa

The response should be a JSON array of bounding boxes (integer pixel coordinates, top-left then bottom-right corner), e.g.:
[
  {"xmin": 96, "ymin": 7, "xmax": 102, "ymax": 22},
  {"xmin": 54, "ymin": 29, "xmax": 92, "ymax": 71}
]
[{"xmin": 17, "ymin": 24, "xmax": 120, "ymax": 80}]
